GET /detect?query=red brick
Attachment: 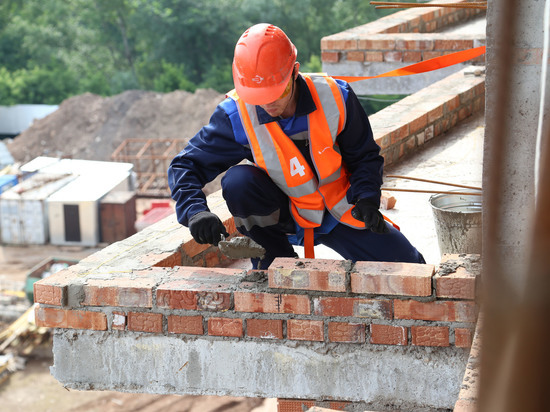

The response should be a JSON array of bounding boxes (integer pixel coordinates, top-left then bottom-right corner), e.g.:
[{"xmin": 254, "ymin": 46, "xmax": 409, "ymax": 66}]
[
  {"xmin": 321, "ymin": 51, "xmax": 340, "ymax": 63},
  {"xmin": 33, "ymin": 268, "xmax": 77, "ymax": 306},
  {"xmin": 288, "ymin": 319, "xmax": 324, "ymax": 342},
  {"xmin": 403, "ymin": 51, "xmax": 422, "ymax": 62},
  {"xmin": 455, "ymin": 328, "xmax": 473, "ymax": 348},
  {"xmin": 156, "ymin": 289, "xmax": 197, "ymax": 310},
  {"xmin": 394, "ymin": 299, "xmax": 477, "ymax": 322},
  {"xmin": 381, "ymin": 191, "xmax": 396, "ymax": 210},
  {"xmin": 426, "ymin": 21, "xmax": 438, "ymax": 32},
  {"xmin": 445, "ymin": 95, "xmax": 460, "ymax": 113},
  {"xmin": 459, "ymin": 89, "xmax": 475, "ymax": 105},
  {"xmin": 427, "ymin": 105, "xmax": 444, "ymax": 123},
  {"xmin": 370, "ymin": 324, "xmax": 408, "ymax": 345},
  {"xmin": 409, "ymin": 113, "xmax": 428, "ymax": 134},
  {"xmin": 346, "ymin": 51, "xmax": 364, "ymax": 62},
  {"xmin": 412, "ymin": 325, "xmax": 449, "ymax": 347},
  {"xmin": 277, "ymin": 399, "xmax": 315, "ymax": 411},
  {"xmin": 235, "ymin": 292, "xmax": 310, "ymax": 315},
  {"xmin": 434, "ymin": 39, "xmax": 474, "ymax": 50},
  {"xmin": 390, "ymin": 124, "xmax": 409, "ymax": 144},
  {"xmin": 167, "ymin": 315, "xmax": 203, "ymax": 335},
  {"xmin": 365, "ymin": 51, "xmax": 384, "ymax": 62},
  {"xmin": 358, "ymin": 38, "xmax": 396, "ymax": 50},
  {"xmin": 34, "ymin": 282, "xmax": 65, "ymax": 306},
  {"xmin": 328, "ymin": 322, "xmax": 365, "ymax": 343},
  {"xmin": 83, "ymin": 277, "xmax": 155, "ymax": 308},
  {"xmin": 247, "ymin": 319, "xmax": 283, "ymax": 339},
  {"xmin": 157, "ymin": 273, "xmax": 235, "ymax": 311},
  {"xmin": 67, "ymin": 310, "xmax": 108, "ymax": 330},
  {"xmin": 313, "ymin": 297, "xmax": 392, "ymax": 319},
  {"xmin": 435, "ymin": 273, "xmax": 476, "ymax": 300},
  {"xmin": 269, "ymin": 258, "xmax": 347, "ymax": 292},
  {"xmin": 35, "ymin": 306, "xmax": 108, "ymax": 330},
  {"xmin": 182, "ymin": 240, "xmax": 210, "ymax": 258},
  {"xmin": 128, "ymin": 312, "xmax": 163, "ymax": 333},
  {"xmin": 208, "ymin": 317, "xmax": 243, "ymax": 337},
  {"xmin": 35, "ymin": 306, "xmax": 67, "ymax": 328},
  {"xmin": 351, "ymin": 261, "xmax": 434, "ymax": 296},
  {"xmin": 204, "ymin": 250, "xmax": 222, "ymax": 267},
  {"xmin": 384, "ymin": 51, "xmax": 403, "ymax": 62},
  {"xmin": 474, "ymin": 82, "xmax": 485, "ymax": 97},
  {"xmin": 396, "ymin": 39, "xmax": 434, "ymax": 51},
  {"xmin": 458, "ymin": 104, "xmax": 473, "ymax": 121},
  {"xmin": 112, "ymin": 311, "xmax": 126, "ymax": 330}
]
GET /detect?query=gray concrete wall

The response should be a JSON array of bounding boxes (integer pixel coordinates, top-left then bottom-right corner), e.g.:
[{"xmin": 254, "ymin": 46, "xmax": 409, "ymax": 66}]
[
  {"xmin": 52, "ymin": 330, "xmax": 469, "ymax": 410},
  {"xmin": 484, "ymin": 0, "xmax": 544, "ymax": 290},
  {"xmin": 323, "ymin": 61, "xmax": 466, "ymax": 95}
]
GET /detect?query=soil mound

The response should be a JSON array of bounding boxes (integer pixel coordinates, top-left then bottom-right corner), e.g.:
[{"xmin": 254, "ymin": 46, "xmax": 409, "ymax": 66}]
[{"xmin": 7, "ymin": 89, "xmax": 225, "ymax": 164}]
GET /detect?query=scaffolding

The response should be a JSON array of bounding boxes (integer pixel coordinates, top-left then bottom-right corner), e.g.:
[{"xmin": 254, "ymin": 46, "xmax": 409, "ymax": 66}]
[{"xmin": 111, "ymin": 138, "xmax": 186, "ymax": 198}]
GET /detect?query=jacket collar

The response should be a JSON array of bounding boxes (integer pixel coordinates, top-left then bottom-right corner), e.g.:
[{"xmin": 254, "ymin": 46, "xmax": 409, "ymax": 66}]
[{"xmin": 256, "ymin": 75, "xmax": 316, "ymax": 124}]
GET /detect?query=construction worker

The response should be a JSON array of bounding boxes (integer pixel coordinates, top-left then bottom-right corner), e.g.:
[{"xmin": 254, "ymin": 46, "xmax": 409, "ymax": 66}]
[{"xmin": 168, "ymin": 23, "xmax": 425, "ymax": 269}]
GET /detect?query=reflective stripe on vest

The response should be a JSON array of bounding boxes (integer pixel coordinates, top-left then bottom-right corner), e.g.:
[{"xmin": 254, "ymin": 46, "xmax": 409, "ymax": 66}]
[{"xmin": 229, "ymin": 74, "xmax": 365, "ymax": 231}]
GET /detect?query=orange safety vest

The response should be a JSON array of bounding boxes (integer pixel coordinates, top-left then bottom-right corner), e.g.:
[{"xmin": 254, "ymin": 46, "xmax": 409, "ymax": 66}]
[{"xmin": 228, "ymin": 74, "xmax": 396, "ymax": 257}]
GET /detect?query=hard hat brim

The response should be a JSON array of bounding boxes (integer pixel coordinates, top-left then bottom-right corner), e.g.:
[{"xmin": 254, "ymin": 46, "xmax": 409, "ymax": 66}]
[{"xmin": 232, "ymin": 60, "xmax": 294, "ymax": 106}]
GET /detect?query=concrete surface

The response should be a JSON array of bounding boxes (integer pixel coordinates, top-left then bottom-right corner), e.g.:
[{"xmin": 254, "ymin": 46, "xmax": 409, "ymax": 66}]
[{"xmin": 52, "ymin": 330, "xmax": 469, "ymax": 410}]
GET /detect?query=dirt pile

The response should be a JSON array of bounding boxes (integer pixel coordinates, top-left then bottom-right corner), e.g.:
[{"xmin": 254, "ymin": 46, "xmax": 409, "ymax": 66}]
[{"xmin": 6, "ymin": 89, "xmax": 225, "ymax": 164}]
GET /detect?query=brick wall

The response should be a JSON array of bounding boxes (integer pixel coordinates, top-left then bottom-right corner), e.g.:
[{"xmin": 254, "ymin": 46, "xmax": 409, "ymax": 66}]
[
  {"xmin": 372, "ymin": 65, "xmax": 484, "ymax": 166},
  {"xmin": 321, "ymin": 0, "xmax": 485, "ymax": 65},
  {"xmin": 35, "ymin": 252, "xmax": 479, "ymax": 347}
]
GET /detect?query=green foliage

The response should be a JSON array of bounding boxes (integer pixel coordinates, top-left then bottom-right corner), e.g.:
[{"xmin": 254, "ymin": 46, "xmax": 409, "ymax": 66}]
[
  {"xmin": 301, "ymin": 55, "xmax": 323, "ymax": 74},
  {"xmin": 153, "ymin": 61, "xmax": 195, "ymax": 93},
  {"xmin": 0, "ymin": 0, "xmax": 400, "ymax": 104}
]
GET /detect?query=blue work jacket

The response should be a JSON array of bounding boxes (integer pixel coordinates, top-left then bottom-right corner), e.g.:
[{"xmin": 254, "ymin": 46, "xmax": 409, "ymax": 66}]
[{"xmin": 168, "ymin": 75, "xmax": 384, "ymax": 239}]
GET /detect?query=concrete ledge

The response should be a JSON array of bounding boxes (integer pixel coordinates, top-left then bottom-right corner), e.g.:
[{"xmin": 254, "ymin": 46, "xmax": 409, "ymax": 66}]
[{"xmin": 51, "ymin": 330, "xmax": 468, "ymax": 410}]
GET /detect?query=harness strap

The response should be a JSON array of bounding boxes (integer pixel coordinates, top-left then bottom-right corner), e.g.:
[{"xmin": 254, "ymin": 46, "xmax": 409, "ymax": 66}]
[{"xmin": 304, "ymin": 228, "xmax": 315, "ymax": 259}]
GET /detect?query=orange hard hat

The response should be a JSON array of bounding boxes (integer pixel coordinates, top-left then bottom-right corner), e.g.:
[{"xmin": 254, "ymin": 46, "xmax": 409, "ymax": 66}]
[{"xmin": 232, "ymin": 23, "xmax": 297, "ymax": 105}]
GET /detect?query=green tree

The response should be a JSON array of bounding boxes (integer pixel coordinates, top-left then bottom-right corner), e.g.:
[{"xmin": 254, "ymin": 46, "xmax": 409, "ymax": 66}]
[{"xmin": 0, "ymin": 0, "xmax": 399, "ymax": 103}]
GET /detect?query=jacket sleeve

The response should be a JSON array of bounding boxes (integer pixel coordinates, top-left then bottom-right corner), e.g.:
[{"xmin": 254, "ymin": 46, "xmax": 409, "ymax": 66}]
[
  {"xmin": 168, "ymin": 103, "xmax": 252, "ymax": 226},
  {"xmin": 336, "ymin": 81, "xmax": 384, "ymax": 208}
]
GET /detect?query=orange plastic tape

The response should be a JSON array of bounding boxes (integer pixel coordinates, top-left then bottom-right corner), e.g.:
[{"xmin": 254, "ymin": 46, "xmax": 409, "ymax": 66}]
[{"xmin": 333, "ymin": 46, "xmax": 485, "ymax": 83}]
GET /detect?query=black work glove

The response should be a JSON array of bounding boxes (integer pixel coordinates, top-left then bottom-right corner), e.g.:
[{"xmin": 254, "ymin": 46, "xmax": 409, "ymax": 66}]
[
  {"xmin": 188, "ymin": 211, "xmax": 229, "ymax": 246},
  {"xmin": 351, "ymin": 198, "xmax": 390, "ymax": 234}
]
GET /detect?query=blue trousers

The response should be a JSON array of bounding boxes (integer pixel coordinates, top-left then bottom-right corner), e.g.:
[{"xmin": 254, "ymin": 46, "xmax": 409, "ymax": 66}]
[{"xmin": 221, "ymin": 164, "xmax": 425, "ymax": 269}]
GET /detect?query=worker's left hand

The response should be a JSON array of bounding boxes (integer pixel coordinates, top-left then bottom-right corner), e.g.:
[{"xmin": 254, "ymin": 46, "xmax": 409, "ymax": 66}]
[{"xmin": 351, "ymin": 198, "xmax": 390, "ymax": 234}]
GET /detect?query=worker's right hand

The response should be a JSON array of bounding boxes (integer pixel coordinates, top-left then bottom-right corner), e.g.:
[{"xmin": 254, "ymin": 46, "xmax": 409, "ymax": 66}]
[{"xmin": 188, "ymin": 211, "xmax": 229, "ymax": 246}]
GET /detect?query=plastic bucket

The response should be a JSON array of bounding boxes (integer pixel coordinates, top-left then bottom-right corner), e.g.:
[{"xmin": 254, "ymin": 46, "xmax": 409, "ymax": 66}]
[{"xmin": 429, "ymin": 190, "xmax": 482, "ymax": 255}]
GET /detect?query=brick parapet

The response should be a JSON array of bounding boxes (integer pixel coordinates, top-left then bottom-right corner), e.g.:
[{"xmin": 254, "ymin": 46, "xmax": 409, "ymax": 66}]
[
  {"xmin": 371, "ymin": 65, "xmax": 485, "ymax": 167},
  {"xmin": 321, "ymin": 0, "xmax": 486, "ymax": 65},
  {"xmin": 35, "ymin": 253, "xmax": 480, "ymax": 348}
]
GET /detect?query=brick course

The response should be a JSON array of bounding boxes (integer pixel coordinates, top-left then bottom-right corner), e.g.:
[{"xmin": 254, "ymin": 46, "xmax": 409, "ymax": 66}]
[{"xmin": 35, "ymin": 254, "xmax": 479, "ymax": 349}]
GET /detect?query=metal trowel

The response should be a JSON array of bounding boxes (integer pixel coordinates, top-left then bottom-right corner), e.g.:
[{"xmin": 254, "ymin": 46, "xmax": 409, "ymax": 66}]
[{"xmin": 218, "ymin": 235, "xmax": 266, "ymax": 259}]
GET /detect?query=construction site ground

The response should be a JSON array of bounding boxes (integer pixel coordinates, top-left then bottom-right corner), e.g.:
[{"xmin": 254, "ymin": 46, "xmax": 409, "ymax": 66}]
[{"xmin": 0, "ymin": 111, "xmax": 484, "ymax": 411}]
